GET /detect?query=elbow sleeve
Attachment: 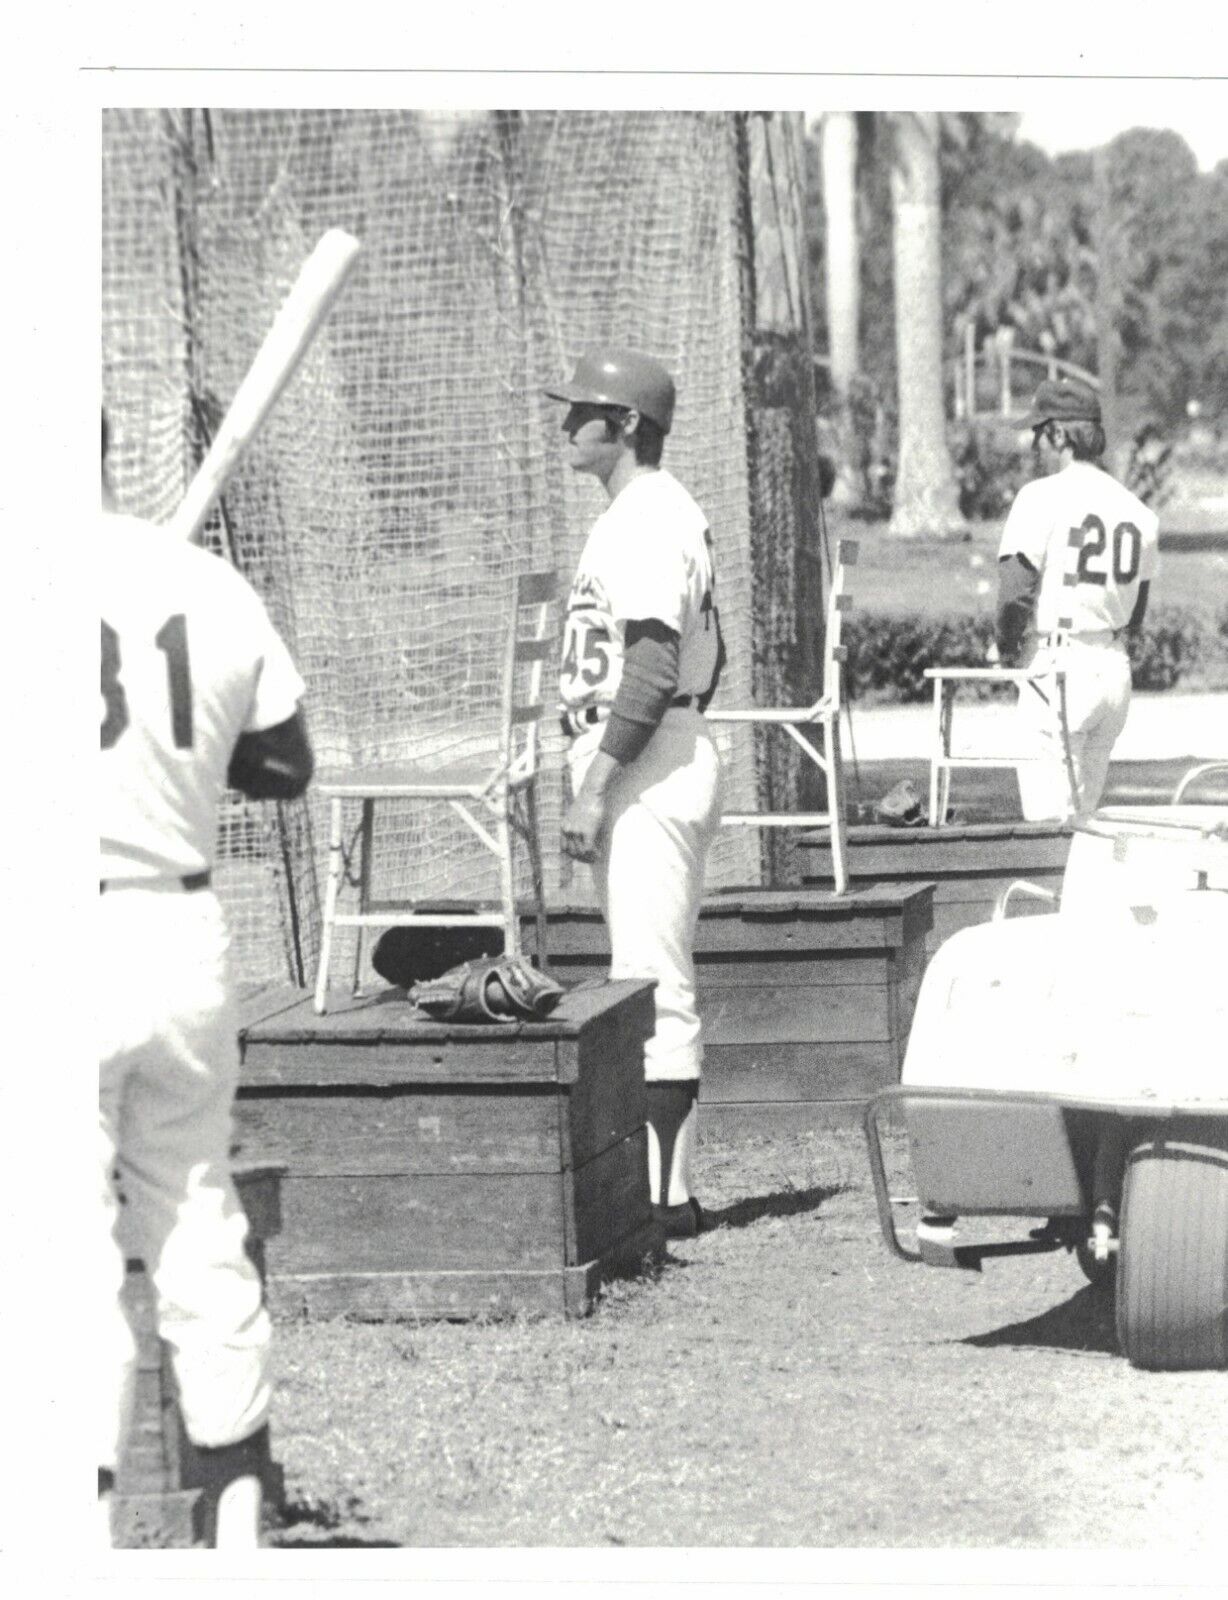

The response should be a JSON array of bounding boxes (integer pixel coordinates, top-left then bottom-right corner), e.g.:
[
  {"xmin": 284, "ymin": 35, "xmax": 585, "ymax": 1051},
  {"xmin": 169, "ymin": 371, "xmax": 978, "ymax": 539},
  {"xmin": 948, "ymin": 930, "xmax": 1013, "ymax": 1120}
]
[
  {"xmin": 598, "ymin": 622, "xmax": 680, "ymax": 764},
  {"xmin": 1128, "ymin": 579, "xmax": 1150, "ymax": 634},
  {"xmin": 227, "ymin": 713, "xmax": 314, "ymax": 800},
  {"xmin": 995, "ymin": 554, "xmax": 1039, "ymax": 661}
]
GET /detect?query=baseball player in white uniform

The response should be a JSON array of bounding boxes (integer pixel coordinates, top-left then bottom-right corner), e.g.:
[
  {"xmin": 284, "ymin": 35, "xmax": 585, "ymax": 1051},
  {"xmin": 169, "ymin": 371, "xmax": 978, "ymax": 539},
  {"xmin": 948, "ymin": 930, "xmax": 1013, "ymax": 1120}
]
[
  {"xmin": 99, "ymin": 410, "xmax": 313, "ymax": 1548},
  {"xmin": 546, "ymin": 350, "xmax": 724, "ymax": 1239},
  {"xmin": 996, "ymin": 378, "xmax": 1159, "ymax": 821}
]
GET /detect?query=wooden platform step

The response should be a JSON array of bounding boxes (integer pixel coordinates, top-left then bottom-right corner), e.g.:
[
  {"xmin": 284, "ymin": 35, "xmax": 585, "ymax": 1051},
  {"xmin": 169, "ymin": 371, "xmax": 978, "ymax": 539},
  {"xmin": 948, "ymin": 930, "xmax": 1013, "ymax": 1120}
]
[
  {"xmin": 110, "ymin": 1489, "xmax": 203, "ymax": 1549},
  {"xmin": 800, "ymin": 821, "xmax": 1070, "ymax": 956}
]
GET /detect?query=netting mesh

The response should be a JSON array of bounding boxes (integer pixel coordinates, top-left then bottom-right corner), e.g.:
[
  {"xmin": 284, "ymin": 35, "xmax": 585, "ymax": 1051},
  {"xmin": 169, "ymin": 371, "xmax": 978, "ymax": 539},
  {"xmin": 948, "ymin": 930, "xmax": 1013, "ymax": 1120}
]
[{"xmin": 101, "ymin": 108, "xmax": 821, "ymax": 991}]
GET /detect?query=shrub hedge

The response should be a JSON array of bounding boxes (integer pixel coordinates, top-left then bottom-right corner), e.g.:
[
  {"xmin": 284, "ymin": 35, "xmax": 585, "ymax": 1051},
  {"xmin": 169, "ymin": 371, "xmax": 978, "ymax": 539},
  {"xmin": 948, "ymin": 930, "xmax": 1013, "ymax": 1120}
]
[
  {"xmin": 844, "ymin": 604, "xmax": 1213, "ymax": 703},
  {"xmin": 1124, "ymin": 606, "xmax": 1206, "ymax": 692}
]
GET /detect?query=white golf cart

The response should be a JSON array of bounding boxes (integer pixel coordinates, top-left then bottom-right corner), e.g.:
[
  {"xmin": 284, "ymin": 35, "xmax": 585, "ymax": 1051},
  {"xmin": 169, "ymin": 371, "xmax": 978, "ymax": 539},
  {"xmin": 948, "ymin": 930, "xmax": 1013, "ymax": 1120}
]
[{"xmin": 865, "ymin": 764, "xmax": 1228, "ymax": 1371}]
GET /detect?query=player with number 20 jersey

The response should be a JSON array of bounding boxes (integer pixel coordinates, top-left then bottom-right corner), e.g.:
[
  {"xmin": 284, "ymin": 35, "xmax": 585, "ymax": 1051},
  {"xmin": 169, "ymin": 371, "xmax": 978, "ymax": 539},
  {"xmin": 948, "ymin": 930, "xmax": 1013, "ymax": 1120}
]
[
  {"xmin": 999, "ymin": 461, "xmax": 1159, "ymax": 641},
  {"xmin": 996, "ymin": 378, "xmax": 1159, "ymax": 821}
]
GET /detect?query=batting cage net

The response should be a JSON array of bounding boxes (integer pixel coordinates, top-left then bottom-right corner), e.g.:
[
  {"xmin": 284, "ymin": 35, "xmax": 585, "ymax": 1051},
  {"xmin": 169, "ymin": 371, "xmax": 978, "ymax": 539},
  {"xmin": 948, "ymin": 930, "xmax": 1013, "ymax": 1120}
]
[{"xmin": 102, "ymin": 108, "xmax": 825, "ymax": 992}]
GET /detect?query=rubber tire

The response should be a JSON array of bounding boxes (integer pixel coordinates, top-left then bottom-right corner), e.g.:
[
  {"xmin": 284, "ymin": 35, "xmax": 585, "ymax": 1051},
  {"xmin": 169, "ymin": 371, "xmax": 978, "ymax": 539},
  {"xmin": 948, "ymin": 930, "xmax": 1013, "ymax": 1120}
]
[{"xmin": 1116, "ymin": 1124, "xmax": 1228, "ymax": 1371}]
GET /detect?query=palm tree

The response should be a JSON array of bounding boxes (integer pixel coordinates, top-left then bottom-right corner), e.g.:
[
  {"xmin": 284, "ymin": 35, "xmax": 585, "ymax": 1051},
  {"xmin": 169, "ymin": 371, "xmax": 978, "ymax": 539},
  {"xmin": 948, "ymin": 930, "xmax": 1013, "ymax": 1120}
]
[{"xmin": 886, "ymin": 112, "xmax": 967, "ymax": 540}]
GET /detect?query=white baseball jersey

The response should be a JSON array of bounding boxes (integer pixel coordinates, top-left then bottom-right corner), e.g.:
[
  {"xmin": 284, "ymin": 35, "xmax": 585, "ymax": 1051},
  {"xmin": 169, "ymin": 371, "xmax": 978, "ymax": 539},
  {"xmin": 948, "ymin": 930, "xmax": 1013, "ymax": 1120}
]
[
  {"xmin": 559, "ymin": 469, "xmax": 723, "ymax": 714},
  {"xmin": 100, "ymin": 511, "xmax": 306, "ymax": 880},
  {"xmin": 998, "ymin": 460, "xmax": 1159, "ymax": 636}
]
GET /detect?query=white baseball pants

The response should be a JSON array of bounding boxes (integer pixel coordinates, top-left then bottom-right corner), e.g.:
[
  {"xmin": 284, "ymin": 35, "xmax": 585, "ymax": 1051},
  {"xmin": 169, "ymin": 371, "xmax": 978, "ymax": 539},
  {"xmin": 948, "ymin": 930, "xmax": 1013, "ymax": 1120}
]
[
  {"xmin": 98, "ymin": 886, "xmax": 271, "ymax": 1471},
  {"xmin": 1015, "ymin": 636, "xmax": 1132, "ymax": 822},
  {"xmin": 569, "ymin": 708, "xmax": 723, "ymax": 1081}
]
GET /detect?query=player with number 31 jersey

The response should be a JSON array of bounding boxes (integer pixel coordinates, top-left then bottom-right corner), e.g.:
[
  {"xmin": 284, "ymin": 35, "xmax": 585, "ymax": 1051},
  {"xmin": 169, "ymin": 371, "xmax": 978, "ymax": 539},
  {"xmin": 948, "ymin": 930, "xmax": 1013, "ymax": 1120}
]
[
  {"xmin": 98, "ymin": 407, "xmax": 312, "ymax": 1549},
  {"xmin": 100, "ymin": 513, "xmax": 307, "ymax": 880}
]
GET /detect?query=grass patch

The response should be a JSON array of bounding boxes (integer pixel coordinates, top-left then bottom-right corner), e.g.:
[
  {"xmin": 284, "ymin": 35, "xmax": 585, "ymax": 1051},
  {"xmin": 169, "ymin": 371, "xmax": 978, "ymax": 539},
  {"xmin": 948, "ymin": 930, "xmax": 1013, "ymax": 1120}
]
[
  {"xmin": 832, "ymin": 514, "xmax": 1228, "ymax": 695},
  {"xmin": 836, "ymin": 514, "xmax": 1228, "ymax": 629},
  {"xmin": 264, "ymin": 1125, "xmax": 1228, "ymax": 1550}
]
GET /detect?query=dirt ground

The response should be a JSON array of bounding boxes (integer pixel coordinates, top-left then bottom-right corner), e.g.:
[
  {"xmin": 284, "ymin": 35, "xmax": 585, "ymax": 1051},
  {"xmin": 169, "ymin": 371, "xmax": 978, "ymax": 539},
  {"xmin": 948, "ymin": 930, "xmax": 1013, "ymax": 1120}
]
[{"xmin": 265, "ymin": 1126, "xmax": 1228, "ymax": 1555}]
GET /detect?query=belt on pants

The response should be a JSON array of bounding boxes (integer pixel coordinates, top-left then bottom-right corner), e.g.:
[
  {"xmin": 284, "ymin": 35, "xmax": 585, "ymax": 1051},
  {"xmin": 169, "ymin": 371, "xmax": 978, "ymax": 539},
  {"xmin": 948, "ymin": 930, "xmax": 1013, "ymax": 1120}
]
[
  {"xmin": 99, "ymin": 871, "xmax": 212, "ymax": 895},
  {"xmin": 560, "ymin": 694, "xmax": 697, "ymax": 740},
  {"xmin": 1037, "ymin": 627, "xmax": 1124, "ymax": 646}
]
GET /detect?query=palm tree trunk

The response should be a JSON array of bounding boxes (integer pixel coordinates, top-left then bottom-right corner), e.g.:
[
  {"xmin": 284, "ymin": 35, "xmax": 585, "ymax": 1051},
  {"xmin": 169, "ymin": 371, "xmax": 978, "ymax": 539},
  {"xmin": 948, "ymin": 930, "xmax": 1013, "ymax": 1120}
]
[
  {"xmin": 822, "ymin": 112, "xmax": 859, "ymax": 393},
  {"xmin": 820, "ymin": 112, "xmax": 862, "ymax": 507},
  {"xmin": 887, "ymin": 112, "xmax": 967, "ymax": 540}
]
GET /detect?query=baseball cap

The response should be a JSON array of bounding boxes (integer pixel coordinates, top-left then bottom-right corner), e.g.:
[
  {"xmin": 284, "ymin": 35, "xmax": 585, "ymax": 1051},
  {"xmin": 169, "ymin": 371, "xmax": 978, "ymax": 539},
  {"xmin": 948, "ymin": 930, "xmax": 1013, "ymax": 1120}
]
[{"xmin": 1026, "ymin": 377, "xmax": 1102, "ymax": 429}]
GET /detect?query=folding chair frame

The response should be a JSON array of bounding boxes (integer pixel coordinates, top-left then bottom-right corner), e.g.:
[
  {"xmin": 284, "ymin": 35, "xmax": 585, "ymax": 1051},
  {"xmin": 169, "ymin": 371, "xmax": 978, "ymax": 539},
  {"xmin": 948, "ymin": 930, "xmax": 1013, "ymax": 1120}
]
[
  {"xmin": 923, "ymin": 664, "xmax": 1078, "ymax": 827},
  {"xmin": 706, "ymin": 539, "xmax": 857, "ymax": 895}
]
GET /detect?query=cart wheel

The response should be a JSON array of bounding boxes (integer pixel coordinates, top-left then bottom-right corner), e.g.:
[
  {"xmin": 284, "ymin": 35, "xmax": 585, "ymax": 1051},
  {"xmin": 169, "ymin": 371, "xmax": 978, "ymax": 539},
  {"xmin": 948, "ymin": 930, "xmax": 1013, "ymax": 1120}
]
[
  {"xmin": 1116, "ymin": 1125, "xmax": 1228, "ymax": 1371},
  {"xmin": 1076, "ymin": 1238, "xmax": 1117, "ymax": 1291}
]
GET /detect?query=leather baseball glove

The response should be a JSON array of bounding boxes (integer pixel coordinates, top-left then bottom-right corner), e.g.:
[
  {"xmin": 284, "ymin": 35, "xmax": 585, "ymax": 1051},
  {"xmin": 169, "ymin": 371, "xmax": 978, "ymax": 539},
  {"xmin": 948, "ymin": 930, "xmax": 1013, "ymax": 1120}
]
[
  {"xmin": 409, "ymin": 955, "xmax": 565, "ymax": 1024},
  {"xmin": 874, "ymin": 778, "xmax": 925, "ymax": 828}
]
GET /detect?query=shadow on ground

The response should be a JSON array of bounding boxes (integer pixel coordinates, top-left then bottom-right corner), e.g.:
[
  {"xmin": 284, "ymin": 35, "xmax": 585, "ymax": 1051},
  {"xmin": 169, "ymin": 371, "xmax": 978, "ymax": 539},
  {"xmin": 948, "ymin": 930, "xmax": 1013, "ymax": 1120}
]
[
  {"xmin": 962, "ymin": 1283, "xmax": 1119, "ymax": 1357},
  {"xmin": 272, "ymin": 1533, "xmax": 403, "ymax": 1548},
  {"xmin": 272, "ymin": 1495, "xmax": 402, "ymax": 1548},
  {"xmin": 703, "ymin": 1182, "xmax": 846, "ymax": 1232}
]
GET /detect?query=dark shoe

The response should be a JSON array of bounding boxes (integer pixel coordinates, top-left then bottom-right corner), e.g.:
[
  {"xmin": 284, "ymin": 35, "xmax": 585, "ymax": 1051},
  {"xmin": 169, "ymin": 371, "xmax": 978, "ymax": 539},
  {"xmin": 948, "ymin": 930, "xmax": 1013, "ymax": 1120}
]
[{"xmin": 653, "ymin": 1198, "xmax": 705, "ymax": 1239}]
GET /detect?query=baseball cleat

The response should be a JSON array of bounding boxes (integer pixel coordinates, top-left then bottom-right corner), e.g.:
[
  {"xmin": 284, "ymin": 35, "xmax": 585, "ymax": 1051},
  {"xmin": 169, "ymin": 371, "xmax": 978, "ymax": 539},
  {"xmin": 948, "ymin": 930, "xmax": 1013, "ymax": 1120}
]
[{"xmin": 653, "ymin": 1197, "xmax": 706, "ymax": 1239}]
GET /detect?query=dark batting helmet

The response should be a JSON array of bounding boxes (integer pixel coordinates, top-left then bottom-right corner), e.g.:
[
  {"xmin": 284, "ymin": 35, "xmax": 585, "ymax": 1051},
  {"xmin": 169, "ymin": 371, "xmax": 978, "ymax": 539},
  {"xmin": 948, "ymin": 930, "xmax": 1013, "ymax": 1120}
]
[
  {"xmin": 545, "ymin": 348, "xmax": 676, "ymax": 433},
  {"xmin": 1026, "ymin": 376, "xmax": 1102, "ymax": 430}
]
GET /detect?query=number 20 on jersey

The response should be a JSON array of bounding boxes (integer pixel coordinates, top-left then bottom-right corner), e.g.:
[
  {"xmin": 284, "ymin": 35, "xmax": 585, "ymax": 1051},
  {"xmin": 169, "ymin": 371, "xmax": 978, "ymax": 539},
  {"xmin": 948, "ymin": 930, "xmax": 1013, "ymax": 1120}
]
[{"xmin": 1071, "ymin": 514, "xmax": 1142, "ymax": 588}]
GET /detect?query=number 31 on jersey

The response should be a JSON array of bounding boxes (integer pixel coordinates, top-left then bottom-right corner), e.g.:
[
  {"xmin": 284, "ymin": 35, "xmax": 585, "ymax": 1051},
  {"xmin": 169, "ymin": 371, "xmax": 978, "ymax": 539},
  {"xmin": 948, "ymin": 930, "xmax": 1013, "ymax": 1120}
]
[{"xmin": 101, "ymin": 615, "xmax": 194, "ymax": 750}]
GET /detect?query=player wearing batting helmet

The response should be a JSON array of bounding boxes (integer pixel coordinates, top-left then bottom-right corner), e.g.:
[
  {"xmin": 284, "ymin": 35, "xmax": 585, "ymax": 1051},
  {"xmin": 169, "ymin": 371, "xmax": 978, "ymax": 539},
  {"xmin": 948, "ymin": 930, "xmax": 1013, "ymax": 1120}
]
[
  {"xmin": 996, "ymin": 377, "xmax": 1159, "ymax": 819},
  {"xmin": 99, "ymin": 408, "xmax": 314, "ymax": 1547},
  {"xmin": 547, "ymin": 348, "xmax": 725, "ymax": 1239}
]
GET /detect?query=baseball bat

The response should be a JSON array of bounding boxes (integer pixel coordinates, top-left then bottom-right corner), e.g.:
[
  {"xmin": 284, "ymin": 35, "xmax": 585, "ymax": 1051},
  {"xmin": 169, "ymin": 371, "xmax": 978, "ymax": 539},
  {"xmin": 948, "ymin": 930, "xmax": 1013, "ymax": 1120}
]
[{"xmin": 169, "ymin": 227, "xmax": 362, "ymax": 543}]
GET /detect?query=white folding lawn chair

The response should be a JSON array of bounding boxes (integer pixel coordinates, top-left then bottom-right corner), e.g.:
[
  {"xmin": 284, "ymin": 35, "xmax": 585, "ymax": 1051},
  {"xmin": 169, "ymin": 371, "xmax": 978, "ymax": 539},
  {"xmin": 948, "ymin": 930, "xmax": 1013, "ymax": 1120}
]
[{"xmin": 312, "ymin": 570, "xmax": 558, "ymax": 1013}]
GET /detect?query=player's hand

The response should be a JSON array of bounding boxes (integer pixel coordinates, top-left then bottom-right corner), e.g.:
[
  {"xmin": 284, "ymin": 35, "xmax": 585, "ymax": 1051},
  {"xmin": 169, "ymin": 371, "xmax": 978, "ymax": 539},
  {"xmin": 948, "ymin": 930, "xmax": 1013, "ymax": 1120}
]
[{"xmin": 561, "ymin": 791, "xmax": 606, "ymax": 864}]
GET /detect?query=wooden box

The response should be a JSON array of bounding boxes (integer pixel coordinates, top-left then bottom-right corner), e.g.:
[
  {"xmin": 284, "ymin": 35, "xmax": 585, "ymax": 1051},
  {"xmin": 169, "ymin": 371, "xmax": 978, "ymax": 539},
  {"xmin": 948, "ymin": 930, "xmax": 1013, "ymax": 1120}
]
[
  {"xmin": 801, "ymin": 822, "xmax": 1070, "ymax": 959},
  {"xmin": 235, "ymin": 980, "xmax": 660, "ymax": 1320},
  {"xmin": 112, "ymin": 1166, "xmax": 285, "ymax": 1549},
  {"xmin": 525, "ymin": 886, "xmax": 934, "ymax": 1134}
]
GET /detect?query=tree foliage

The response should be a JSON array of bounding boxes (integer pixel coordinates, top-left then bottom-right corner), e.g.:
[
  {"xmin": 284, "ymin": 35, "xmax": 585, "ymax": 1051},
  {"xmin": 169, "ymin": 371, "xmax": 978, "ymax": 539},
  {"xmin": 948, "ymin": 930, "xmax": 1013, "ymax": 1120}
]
[
  {"xmin": 943, "ymin": 134, "xmax": 1099, "ymax": 373},
  {"xmin": 805, "ymin": 114, "xmax": 1228, "ymax": 456},
  {"xmin": 1105, "ymin": 129, "xmax": 1228, "ymax": 427}
]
